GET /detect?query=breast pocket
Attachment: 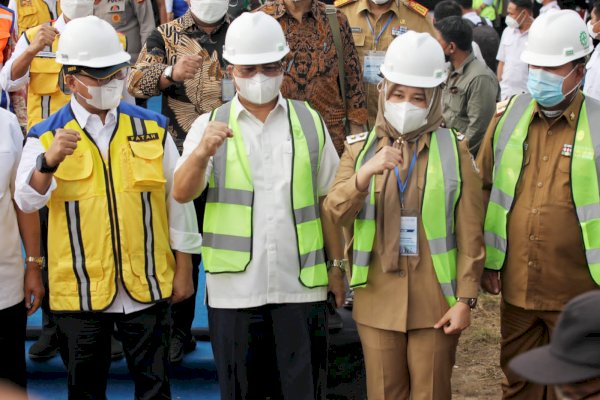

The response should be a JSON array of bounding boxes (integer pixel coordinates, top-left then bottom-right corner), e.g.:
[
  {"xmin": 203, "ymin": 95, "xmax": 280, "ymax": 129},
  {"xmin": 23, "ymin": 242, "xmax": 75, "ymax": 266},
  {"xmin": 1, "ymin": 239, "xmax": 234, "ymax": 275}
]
[
  {"xmin": 446, "ymin": 86, "xmax": 467, "ymax": 114},
  {"xmin": 125, "ymin": 140, "xmax": 166, "ymax": 190},
  {"xmin": 53, "ymin": 150, "xmax": 94, "ymax": 200}
]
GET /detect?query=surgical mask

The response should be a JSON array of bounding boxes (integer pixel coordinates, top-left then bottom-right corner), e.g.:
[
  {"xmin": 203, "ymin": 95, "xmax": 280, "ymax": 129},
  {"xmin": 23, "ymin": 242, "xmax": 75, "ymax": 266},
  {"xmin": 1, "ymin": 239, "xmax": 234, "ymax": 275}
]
[
  {"xmin": 74, "ymin": 76, "xmax": 124, "ymax": 110},
  {"xmin": 588, "ymin": 20, "xmax": 599, "ymax": 40},
  {"xmin": 527, "ymin": 67, "xmax": 578, "ymax": 108},
  {"xmin": 535, "ymin": 0, "xmax": 543, "ymax": 4},
  {"xmin": 235, "ymin": 73, "xmax": 283, "ymax": 105},
  {"xmin": 505, "ymin": 10, "xmax": 524, "ymax": 28},
  {"xmin": 190, "ymin": 0, "xmax": 228, "ymax": 24},
  {"xmin": 61, "ymin": 0, "xmax": 93, "ymax": 20},
  {"xmin": 369, "ymin": 0, "xmax": 390, "ymax": 4},
  {"xmin": 384, "ymin": 101, "xmax": 428, "ymax": 135}
]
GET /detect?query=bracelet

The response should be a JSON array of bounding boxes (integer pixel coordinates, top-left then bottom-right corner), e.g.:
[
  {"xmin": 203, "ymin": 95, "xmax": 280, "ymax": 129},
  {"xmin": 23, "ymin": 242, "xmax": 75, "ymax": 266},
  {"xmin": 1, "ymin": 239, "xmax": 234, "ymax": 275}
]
[
  {"xmin": 327, "ymin": 259, "xmax": 348, "ymax": 274},
  {"xmin": 26, "ymin": 256, "xmax": 46, "ymax": 269}
]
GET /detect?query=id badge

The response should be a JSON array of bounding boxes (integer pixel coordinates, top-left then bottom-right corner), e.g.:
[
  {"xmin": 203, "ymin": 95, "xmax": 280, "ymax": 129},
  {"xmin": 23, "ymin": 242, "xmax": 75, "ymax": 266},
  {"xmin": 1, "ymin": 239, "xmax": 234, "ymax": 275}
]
[
  {"xmin": 363, "ymin": 50, "xmax": 385, "ymax": 85},
  {"xmin": 222, "ymin": 78, "xmax": 235, "ymax": 102},
  {"xmin": 399, "ymin": 209, "xmax": 418, "ymax": 256}
]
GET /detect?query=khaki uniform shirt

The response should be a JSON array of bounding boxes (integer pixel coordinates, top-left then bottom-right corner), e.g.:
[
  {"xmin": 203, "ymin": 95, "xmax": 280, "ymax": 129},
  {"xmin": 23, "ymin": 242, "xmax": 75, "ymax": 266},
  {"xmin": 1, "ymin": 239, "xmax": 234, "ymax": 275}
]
[
  {"xmin": 94, "ymin": 0, "xmax": 156, "ymax": 63},
  {"xmin": 324, "ymin": 132, "xmax": 484, "ymax": 332},
  {"xmin": 477, "ymin": 92, "xmax": 599, "ymax": 311},
  {"xmin": 442, "ymin": 53, "xmax": 499, "ymax": 156},
  {"xmin": 337, "ymin": 0, "xmax": 434, "ymax": 127}
]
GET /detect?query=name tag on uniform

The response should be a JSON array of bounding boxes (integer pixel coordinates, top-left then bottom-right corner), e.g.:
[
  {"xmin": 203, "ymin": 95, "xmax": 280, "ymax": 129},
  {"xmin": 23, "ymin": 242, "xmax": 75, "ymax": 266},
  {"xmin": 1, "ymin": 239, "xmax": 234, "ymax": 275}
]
[
  {"xmin": 391, "ymin": 25, "xmax": 408, "ymax": 36},
  {"xmin": 400, "ymin": 213, "xmax": 418, "ymax": 256},
  {"xmin": 222, "ymin": 78, "xmax": 235, "ymax": 102},
  {"xmin": 351, "ymin": 27, "xmax": 362, "ymax": 33},
  {"xmin": 363, "ymin": 50, "xmax": 385, "ymax": 85}
]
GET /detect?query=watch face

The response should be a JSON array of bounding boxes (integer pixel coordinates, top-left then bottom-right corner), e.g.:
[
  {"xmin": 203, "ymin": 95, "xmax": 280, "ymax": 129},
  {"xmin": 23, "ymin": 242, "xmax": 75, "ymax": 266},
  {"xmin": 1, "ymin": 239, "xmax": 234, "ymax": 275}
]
[{"xmin": 36, "ymin": 153, "xmax": 44, "ymax": 172}]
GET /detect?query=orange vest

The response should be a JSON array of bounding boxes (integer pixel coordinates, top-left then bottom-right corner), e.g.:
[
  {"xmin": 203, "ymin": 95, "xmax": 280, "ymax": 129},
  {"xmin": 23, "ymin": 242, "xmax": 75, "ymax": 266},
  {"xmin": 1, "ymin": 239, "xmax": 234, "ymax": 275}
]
[{"xmin": 0, "ymin": 6, "xmax": 14, "ymax": 64}]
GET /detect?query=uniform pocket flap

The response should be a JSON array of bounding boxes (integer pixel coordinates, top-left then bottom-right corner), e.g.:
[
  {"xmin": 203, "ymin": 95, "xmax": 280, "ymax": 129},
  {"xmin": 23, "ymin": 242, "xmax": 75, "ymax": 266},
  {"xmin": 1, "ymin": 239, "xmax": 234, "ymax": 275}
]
[
  {"xmin": 129, "ymin": 139, "xmax": 164, "ymax": 160},
  {"xmin": 54, "ymin": 150, "xmax": 93, "ymax": 181}
]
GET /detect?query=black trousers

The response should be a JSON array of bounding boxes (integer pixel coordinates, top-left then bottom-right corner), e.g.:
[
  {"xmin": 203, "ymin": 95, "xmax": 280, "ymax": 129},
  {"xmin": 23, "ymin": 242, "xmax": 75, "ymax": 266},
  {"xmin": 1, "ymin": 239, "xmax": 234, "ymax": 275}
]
[
  {"xmin": 0, "ymin": 301, "xmax": 27, "ymax": 389},
  {"xmin": 54, "ymin": 302, "xmax": 171, "ymax": 400},
  {"xmin": 208, "ymin": 301, "xmax": 328, "ymax": 400},
  {"xmin": 171, "ymin": 191, "xmax": 206, "ymax": 340}
]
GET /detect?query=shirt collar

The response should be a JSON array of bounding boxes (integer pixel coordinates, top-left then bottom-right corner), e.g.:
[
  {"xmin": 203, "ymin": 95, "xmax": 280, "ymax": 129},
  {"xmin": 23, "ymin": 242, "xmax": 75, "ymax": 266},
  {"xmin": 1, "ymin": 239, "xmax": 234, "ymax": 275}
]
[
  {"xmin": 232, "ymin": 93, "xmax": 288, "ymax": 121},
  {"xmin": 450, "ymin": 53, "xmax": 476, "ymax": 76},
  {"xmin": 70, "ymin": 96, "xmax": 118, "ymax": 131},
  {"xmin": 54, "ymin": 14, "xmax": 66, "ymax": 32},
  {"xmin": 533, "ymin": 90, "xmax": 583, "ymax": 130},
  {"xmin": 270, "ymin": 0, "xmax": 323, "ymax": 20},
  {"xmin": 181, "ymin": 10, "xmax": 231, "ymax": 32},
  {"xmin": 357, "ymin": 0, "xmax": 400, "ymax": 18}
]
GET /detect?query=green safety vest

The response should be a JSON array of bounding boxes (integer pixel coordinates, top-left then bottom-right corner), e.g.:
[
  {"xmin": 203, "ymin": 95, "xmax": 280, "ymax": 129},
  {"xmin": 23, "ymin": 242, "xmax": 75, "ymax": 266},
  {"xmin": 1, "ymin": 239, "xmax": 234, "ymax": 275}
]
[
  {"xmin": 351, "ymin": 128, "xmax": 462, "ymax": 307},
  {"xmin": 202, "ymin": 99, "xmax": 329, "ymax": 288},
  {"xmin": 484, "ymin": 94, "xmax": 600, "ymax": 286}
]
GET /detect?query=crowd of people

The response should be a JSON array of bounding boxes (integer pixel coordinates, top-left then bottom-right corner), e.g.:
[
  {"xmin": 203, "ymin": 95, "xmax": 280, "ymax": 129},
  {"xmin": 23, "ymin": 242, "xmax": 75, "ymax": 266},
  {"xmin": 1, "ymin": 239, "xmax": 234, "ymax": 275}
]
[{"xmin": 0, "ymin": 0, "xmax": 599, "ymax": 399}]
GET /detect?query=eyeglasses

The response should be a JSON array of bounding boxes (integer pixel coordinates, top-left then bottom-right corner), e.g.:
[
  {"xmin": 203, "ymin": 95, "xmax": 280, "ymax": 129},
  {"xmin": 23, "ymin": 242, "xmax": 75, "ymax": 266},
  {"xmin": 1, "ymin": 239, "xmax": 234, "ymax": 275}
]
[
  {"xmin": 233, "ymin": 64, "xmax": 283, "ymax": 78},
  {"xmin": 78, "ymin": 69, "xmax": 127, "ymax": 86}
]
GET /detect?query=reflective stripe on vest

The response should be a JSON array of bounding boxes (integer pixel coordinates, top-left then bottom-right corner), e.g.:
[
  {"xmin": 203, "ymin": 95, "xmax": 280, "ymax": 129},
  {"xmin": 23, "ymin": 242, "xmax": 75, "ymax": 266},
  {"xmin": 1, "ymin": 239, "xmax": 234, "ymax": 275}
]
[
  {"xmin": 202, "ymin": 99, "xmax": 329, "ymax": 288},
  {"xmin": 351, "ymin": 129, "xmax": 462, "ymax": 307},
  {"xmin": 484, "ymin": 94, "xmax": 600, "ymax": 286}
]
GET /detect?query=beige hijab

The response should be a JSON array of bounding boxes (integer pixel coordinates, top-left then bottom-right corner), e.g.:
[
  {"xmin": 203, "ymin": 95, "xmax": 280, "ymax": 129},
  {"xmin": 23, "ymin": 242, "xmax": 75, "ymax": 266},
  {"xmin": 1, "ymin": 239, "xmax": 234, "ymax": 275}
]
[{"xmin": 374, "ymin": 80, "xmax": 444, "ymax": 270}]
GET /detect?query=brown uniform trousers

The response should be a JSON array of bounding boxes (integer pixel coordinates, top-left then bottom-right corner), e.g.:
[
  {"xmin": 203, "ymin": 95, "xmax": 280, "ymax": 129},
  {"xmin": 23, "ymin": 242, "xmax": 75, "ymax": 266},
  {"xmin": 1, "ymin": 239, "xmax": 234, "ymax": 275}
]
[
  {"xmin": 324, "ymin": 132, "xmax": 484, "ymax": 399},
  {"xmin": 337, "ymin": 0, "xmax": 435, "ymax": 127},
  {"xmin": 477, "ymin": 92, "xmax": 599, "ymax": 399}
]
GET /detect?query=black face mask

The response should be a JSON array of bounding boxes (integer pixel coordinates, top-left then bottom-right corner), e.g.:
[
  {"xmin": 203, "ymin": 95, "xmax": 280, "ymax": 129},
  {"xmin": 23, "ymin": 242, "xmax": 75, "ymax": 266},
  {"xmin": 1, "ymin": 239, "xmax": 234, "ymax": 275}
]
[{"xmin": 444, "ymin": 53, "xmax": 451, "ymax": 63}]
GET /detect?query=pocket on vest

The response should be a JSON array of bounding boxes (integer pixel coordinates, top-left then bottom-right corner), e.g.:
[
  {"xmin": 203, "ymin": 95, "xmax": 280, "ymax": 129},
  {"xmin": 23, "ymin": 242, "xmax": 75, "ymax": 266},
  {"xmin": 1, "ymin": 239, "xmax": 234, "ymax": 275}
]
[
  {"xmin": 126, "ymin": 140, "xmax": 166, "ymax": 190},
  {"xmin": 53, "ymin": 150, "xmax": 94, "ymax": 199}
]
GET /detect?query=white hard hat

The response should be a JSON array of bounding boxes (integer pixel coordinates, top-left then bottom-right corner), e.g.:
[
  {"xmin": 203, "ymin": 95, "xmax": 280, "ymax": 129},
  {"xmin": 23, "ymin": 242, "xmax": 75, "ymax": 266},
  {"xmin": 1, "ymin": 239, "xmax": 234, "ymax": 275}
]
[
  {"xmin": 520, "ymin": 10, "xmax": 593, "ymax": 67},
  {"xmin": 223, "ymin": 11, "xmax": 289, "ymax": 65},
  {"xmin": 56, "ymin": 16, "xmax": 130, "ymax": 73},
  {"xmin": 380, "ymin": 31, "xmax": 447, "ymax": 88}
]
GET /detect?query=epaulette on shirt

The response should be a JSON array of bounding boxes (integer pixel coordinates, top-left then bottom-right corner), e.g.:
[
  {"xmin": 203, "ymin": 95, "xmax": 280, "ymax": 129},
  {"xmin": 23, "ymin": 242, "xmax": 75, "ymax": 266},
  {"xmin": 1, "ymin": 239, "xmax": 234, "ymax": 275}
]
[
  {"xmin": 406, "ymin": 0, "xmax": 429, "ymax": 17},
  {"xmin": 346, "ymin": 131, "xmax": 369, "ymax": 144},
  {"xmin": 334, "ymin": 0, "xmax": 357, "ymax": 8},
  {"xmin": 495, "ymin": 99, "xmax": 510, "ymax": 117},
  {"xmin": 454, "ymin": 131, "xmax": 465, "ymax": 141}
]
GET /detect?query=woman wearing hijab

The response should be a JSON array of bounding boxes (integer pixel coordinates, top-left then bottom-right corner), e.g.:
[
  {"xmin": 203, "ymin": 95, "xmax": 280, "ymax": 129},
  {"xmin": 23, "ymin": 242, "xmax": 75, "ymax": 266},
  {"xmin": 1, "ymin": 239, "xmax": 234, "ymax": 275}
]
[{"xmin": 323, "ymin": 31, "xmax": 485, "ymax": 400}]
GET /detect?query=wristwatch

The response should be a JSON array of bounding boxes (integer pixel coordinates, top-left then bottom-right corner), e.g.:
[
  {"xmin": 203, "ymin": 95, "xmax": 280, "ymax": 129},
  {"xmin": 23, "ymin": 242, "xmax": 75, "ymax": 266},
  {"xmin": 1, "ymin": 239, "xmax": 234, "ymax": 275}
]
[
  {"xmin": 457, "ymin": 297, "xmax": 478, "ymax": 309},
  {"xmin": 163, "ymin": 65, "xmax": 176, "ymax": 83},
  {"xmin": 36, "ymin": 152, "xmax": 58, "ymax": 174},
  {"xmin": 26, "ymin": 256, "xmax": 46, "ymax": 269},
  {"xmin": 327, "ymin": 259, "xmax": 348, "ymax": 274}
]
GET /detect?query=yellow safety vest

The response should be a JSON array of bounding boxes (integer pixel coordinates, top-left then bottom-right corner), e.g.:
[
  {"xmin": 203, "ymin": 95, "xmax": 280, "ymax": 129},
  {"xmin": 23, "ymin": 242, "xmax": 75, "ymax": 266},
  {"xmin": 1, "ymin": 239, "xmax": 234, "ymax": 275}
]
[
  {"xmin": 202, "ymin": 99, "xmax": 329, "ymax": 288},
  {"xmin": 31, "ymin": 102, "xmax": 175, "ymax": 312},
  {"xmin": 16, "ymin": 0, "xmax": 60, "ymax": 37},
  {"xmin": 0, "ymin": 6, "xmax": 14, "ymax": 65},
  {"xmin": 351, "ymin": 128, "xmax": 462, "ymax": 307},
  {"xmin": 484, "ymin": 93, "xmax": 600, "ymax": 286}
]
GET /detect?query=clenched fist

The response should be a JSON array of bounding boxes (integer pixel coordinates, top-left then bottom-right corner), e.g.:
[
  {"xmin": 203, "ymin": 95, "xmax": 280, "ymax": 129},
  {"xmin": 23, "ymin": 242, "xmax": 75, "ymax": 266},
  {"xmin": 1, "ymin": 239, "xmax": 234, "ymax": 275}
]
[
  {"xmin": 30, "ymin": 25, "xmax": 60, "ymax": 54},
  {"xmin": 356, "ymin": 145, "xmax": 403, "ymax": 191},
  {"xmin": 45, "ymin": 129, "xmax": 81, "ymax": 168},
  {"xmin": 172, "ymin": 55, "xmax": 203, "ymax": 82},
  {"xmin": 195, "ymin": 121, "xmax": 233, "ymax": 159}
]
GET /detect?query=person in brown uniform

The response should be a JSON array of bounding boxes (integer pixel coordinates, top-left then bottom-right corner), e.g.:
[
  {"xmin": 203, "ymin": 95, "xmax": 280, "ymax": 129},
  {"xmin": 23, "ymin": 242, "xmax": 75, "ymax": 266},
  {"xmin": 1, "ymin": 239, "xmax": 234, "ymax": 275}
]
[
  {"xmin": 258, "ymin": 0, "xmax": 368, "ymax": 155},
  {"xmin": 336, "ymin": 0, "xmax": 434, "ymax": 127},
  {"xmin": 323, "ymin": 31, "xmax": 484, "ymax": 400},
  {"xmin": 477, "ymin": 10, "xmax": 600, "ymax": 400}
]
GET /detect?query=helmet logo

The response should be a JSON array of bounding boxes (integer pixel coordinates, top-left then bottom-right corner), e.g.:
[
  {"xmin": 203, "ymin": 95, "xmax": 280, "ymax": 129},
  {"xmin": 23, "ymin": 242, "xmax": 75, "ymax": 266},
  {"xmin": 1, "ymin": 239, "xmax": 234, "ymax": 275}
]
[{"xmin": 580, "ymin": 31, "xmax": 589, "ymax": 48}]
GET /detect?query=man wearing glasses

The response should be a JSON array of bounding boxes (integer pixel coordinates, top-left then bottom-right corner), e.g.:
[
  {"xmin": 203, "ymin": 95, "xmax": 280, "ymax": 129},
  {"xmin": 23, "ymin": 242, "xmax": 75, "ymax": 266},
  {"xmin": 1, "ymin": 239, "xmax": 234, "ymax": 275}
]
[{"xmin": 173, "ymin": 12, "xmax": 344, "ymax": 400}]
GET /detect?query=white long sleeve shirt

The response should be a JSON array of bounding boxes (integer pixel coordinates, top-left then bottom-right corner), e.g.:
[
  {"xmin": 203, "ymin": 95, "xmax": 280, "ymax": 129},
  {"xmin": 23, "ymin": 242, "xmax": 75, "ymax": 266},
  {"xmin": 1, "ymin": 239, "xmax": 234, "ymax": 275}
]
[
  {"xmin": 15, "ymin": 97, "xmax": 202, "ymax": 313},
  {"xmin": 585, "ymin": 48, "xmax": 600, "ymax": 101},
  {"xmin": 177, "ymin": 94, "xmax": 340, "ymax": 309}
]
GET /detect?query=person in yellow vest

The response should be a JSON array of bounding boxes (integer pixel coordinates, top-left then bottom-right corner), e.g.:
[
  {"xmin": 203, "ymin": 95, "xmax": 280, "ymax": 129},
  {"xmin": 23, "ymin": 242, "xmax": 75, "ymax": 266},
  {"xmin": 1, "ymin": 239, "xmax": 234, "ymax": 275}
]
[
  {"xmin": 336, "ymin": 0, "xmax": 435, "ymax": 127},
  {"xmin": 0, "ymin": 0, "xmax": 96, "ymax": 131},
  {"xmin": 477, "ymin": 10, "xmax": 599, "ymax": 400},
  {"xmin": 7, "ymin": 0, "xmax": 60, "ymax": 37},
  {"xmin": 173, "ymin": 12, "xmax": 344, "ymax": 399},
  {"xmin": 13, "ymin": 16, "xmax": 201, "ymax": 399},
  {"xmin": 323, "ymin": 31, "xmax": 484, "ymax": 400}
]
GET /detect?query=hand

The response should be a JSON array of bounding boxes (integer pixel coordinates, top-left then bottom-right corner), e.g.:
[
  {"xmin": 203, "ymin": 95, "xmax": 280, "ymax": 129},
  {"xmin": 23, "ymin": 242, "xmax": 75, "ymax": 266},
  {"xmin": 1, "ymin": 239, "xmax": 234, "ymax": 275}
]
[
  {"xmin": 45, "ymin": 128, "xmax": 81, "ymax": 168},
  {"xmin": 170, "ymin": 256, "xmax": 194, "ymax": 304},
  {"xmin": 481, "ymin": 269, "xmax": 501, "ymax": 295},
  {"xmin": 356, "ymin": 145, "xmax": 402, "ymax": 191},
  {"xmin": 327, "ymin": 268, "xmax": 346, "ymax": 308},
  {"xmin": 24, "ymin": 264, "xmax": 44, "ymax": 316},
  {"xmin": 29, "ymin": 25, "xmax": 59, "ymax": 54},
  {"xmin": 434, "ymin": 302, "xmax": 471, "ymax": 335},
  {"xmin": 195, "ymin": 121, "xmax": 233, "ymax": 159},
  {"xmin": 172, "ymin": 55, "xmax": 203, "ymax": 82}
]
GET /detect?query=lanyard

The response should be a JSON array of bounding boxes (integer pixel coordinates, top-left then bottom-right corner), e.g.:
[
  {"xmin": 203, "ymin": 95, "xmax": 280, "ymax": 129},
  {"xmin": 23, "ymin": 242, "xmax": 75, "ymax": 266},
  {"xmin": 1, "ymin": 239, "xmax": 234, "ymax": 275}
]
[
  {"xmin": 365, "ymin": 14, "xmax": 393, "ymax": 46},
  {"xmin": 393, "ymin": 141, "xmax": 418, "ymax": 209}
]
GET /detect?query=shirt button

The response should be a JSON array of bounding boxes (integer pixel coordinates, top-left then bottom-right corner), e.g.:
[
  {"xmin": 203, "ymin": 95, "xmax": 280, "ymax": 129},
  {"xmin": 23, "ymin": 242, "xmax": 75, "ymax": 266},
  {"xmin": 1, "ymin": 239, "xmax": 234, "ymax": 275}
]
[
  {"xmin": 528, "ymin": 261, "xmax": 534, "ymax": 267},
  {"xmin": 529, "ymin": 235, "xmax": 536, "ymax": 241},
  {"xmin": 542, "ymin": 155, "xmax": 549, "ymax": 161},
  {"xmin": 532, "ymin": 208, "xmax": 539, "ymax": 214},
  {"xmin": 548, "ymin": 130, "xmax": 553, "ymax": 136},
  {"xmin": 398, "ymin": 270, "xmax": 406, "ymax": 277},
  {"xmin": 537, "ymin": 182, "xmax": 543, "ymax": 188}
]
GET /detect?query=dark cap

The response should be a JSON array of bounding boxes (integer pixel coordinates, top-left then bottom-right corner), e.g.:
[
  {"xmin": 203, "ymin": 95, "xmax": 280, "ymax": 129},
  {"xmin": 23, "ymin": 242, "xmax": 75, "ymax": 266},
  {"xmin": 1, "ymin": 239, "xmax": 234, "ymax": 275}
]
[
  {"xmin": 509, "ymin": 290, "xmax": 600, "ymax": 385},
  {"xmin": 63, "ymin": 62, "xmax": 130, "ymax": 79}
]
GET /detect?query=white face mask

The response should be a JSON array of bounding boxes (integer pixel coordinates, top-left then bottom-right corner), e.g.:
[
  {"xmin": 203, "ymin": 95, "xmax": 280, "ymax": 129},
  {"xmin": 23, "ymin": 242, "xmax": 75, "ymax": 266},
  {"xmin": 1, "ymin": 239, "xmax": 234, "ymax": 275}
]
[
  {"xmin": 384, "ymin": 101, "xmax": 428, "ymax": 135},
  {"xmin": 74, "ymin": 76, "xmax": 124, "ymax": 110},
  {"xmin": 190, "ymin": 0, "xmax": 228, "ymax": 24},
  {"xmin": 588, "ymin": 20, "xmax": 600, "ymax": 40},
  {"xmin": 234, "ymin": 73, "xmax": 283, "ymax": 105},
  {"xmin": 505, "ymin": 10, "xmax": 524, "ymax": 29},
  {"xmin": 369, "ymin": 0, "xmax": 391, "ymax": 4},
  {"xmin": 61, "ymin": 0, "xmax": 93, "ymax": 20}
]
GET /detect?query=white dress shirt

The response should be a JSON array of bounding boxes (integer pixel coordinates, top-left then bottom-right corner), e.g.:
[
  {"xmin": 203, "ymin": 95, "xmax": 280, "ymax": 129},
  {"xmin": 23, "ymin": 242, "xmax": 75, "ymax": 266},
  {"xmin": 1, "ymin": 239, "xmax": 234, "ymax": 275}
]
[
  {"xmin": 585, "ymin": 47, "xmax": 600, "ymax": 101},
  {"xmin": 539, "ymin": 1, "xmax": 560, "ymax": 15},
  {"xmin": 0, "ymin": 108, "xmax": 25, "ymax": 310},
  {"xmin": 177, "ymin": 94, "xmax": 340, "ymax": 309},
  {"xmin": 497, "ymin": 26, "xmax": 530, "ymax": 100},
  {"xmin": 15, "ymin": 97, "xmax": 202, "ymax": 313},
  {"xmin": 6, "ymin": 0, "xmax": 59, "ymax": 41}
]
